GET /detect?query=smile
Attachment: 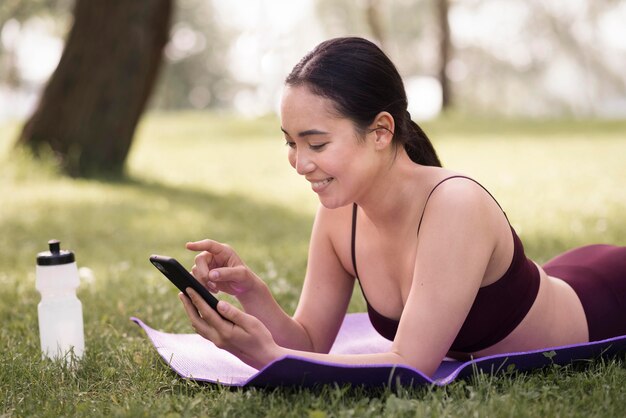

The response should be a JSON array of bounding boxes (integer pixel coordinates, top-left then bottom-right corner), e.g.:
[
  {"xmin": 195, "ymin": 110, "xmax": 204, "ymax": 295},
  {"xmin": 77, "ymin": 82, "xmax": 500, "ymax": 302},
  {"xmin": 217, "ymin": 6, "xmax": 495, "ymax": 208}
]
[{"xmin": 310, "ymin": 177, "xmax": 334, "ymax": 192}]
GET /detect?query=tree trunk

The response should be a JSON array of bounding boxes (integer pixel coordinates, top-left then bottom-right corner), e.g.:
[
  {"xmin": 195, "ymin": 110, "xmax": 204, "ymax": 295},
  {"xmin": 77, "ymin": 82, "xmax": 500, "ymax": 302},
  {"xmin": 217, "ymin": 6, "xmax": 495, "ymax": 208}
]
[
  {"xmin": 365, "ymin": 0, "xmax": 386, "ymax": 48},
  {"xmin": 17, "ymin": 0, "xmax": 172, "ymax": 177},
  {"xmin": 437, "ymin": 0, "xmax": 452, "ymax": 110}
]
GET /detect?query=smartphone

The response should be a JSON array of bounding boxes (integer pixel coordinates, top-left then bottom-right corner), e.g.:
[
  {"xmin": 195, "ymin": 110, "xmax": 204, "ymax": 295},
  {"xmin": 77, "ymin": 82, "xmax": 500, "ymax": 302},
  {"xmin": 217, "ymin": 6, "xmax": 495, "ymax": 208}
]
[{"xmin": 149, "ymin": 254, "xmax": 224, "ymax": 317}]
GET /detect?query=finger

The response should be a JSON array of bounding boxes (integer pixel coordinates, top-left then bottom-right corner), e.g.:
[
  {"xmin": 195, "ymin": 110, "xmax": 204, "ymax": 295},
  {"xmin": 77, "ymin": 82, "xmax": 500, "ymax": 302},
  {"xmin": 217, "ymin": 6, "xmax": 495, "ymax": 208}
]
[
  {"xmin": 206, "ymin": 265, "xmax": 247, "ymax": 282},
  {"xmin": 192, "ymin": 252, "xmax": 215, "ymax": 280},
  {"xmin": 205, "ymin": 280, "xmax": 218, "ymax": 293},
  {"xmin": 207, "ymin": 266, "xmax": 250, "ymax": 294},
  {"xmin": 187, "ymin": 240, "xmax": 236, "ymax": 267},
  {"xmin": 215, "ymin": 300, "xmax": 256, "ymax": 331},
  {"xmin": 186, "ymin": 239, "xmax": 226, "ymax": 254},
  {"xmin": 185, "ymin": 287, "xmax": 227, "ymax": 326},
  {"xmin": 190, "ymin": 265, "xmax": 218, "ymax": 293},
  {"xmin": 179, "ymin": 292, "xmax": 218, "ymax": 340},
  {"xmin": 179, "ymin": 292, "xmax": 201, "ymax": 321}
]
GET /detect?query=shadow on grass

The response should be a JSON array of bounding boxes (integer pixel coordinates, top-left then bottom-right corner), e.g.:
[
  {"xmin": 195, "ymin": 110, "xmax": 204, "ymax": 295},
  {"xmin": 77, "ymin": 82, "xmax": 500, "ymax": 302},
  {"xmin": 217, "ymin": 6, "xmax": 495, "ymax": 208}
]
[
  {"xmin": 111, "ymin": 175, "xmax": 314, "ymax": 250},
  {"xmin": 3, "ymin": 173, "xmax": 313, "ymax": 266},
  {"xmin": 0, "ymin": 173, "xmax": 314, "ymax": 334}
]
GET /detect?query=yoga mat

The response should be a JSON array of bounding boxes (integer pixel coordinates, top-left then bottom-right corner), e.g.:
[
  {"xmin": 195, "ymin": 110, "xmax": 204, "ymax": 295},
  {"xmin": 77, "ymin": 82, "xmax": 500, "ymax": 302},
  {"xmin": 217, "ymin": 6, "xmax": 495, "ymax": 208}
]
[{"xmin": 131, "ymin": 313, "xmax": 626, "ymax": 388}]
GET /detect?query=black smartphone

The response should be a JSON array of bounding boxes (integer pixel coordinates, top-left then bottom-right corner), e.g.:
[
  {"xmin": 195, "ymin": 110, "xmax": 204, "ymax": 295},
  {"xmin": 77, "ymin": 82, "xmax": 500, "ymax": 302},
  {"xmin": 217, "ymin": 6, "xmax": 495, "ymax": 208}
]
[{"xmin": 149, "ymin": 254, "xmax": 223, "ymax": 317}]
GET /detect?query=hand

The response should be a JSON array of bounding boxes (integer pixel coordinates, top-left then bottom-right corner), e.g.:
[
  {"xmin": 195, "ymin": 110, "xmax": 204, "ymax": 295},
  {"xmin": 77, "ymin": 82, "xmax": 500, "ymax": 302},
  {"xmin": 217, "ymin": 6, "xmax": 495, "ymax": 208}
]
[
  {"xmin": 179, "ymin": 288, "xmax": 284, "ymax": 369},
  {"xmin": 186, "ymin": 239, "xmax": 261, "ymax": 297}
]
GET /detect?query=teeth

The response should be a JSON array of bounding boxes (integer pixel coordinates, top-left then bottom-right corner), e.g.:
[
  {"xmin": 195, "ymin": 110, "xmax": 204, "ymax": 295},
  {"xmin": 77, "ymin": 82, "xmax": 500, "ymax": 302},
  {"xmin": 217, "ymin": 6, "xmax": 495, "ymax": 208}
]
[{"xmin": 312, "ymin": 178, "xmax": 332, "ymax": 188}]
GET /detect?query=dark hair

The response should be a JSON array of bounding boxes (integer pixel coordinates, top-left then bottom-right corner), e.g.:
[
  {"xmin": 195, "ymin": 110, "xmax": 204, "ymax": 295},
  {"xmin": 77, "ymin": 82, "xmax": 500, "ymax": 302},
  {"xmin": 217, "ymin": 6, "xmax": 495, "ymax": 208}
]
[{"xmin": 285, "ymin": 37, "xmax": 441, "ymax": 167}]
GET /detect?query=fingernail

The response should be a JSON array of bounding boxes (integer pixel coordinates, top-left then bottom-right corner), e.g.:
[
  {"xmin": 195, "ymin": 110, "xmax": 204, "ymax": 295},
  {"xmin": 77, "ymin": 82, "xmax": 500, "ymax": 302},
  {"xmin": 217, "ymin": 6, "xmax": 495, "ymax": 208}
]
[
  {"xmin": 209, "ymin": 271, "xmax": 219, "ymax": 279},
  {"xmin": 218, "ymin": 301, "xmax": 229, "ymax": 312}
]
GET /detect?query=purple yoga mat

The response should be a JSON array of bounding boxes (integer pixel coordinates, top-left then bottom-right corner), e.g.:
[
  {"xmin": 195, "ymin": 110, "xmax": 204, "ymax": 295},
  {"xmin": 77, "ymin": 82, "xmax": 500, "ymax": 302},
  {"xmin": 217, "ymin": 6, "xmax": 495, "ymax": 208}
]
[{"xmin": 131, "ymin": 313, "xmax": 625, "ymax": 388}]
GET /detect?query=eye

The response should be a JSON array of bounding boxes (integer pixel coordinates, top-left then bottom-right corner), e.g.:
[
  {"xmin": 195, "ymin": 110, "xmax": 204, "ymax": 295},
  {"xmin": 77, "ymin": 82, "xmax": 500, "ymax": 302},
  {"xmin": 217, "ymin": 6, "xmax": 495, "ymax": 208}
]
[
  {"xmin": 310, "ymin": 143, "xmax": 328, "ymax": 151},
  {"xmin": 285, "ymin": 141, "xmax": 296, "ymax": 149}
]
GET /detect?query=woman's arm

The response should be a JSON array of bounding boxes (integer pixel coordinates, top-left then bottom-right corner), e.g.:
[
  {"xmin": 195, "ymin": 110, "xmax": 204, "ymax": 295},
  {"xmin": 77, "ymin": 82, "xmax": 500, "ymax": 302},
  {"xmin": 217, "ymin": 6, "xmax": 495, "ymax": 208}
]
[
  {"xmin": 289, "ymin": 204, "xmax": 356, "ymax": 353},
  {"xmin": 275, "ymin": 180, "xmax": 500, "ymax": 376},
  {"xmin": 185, "ymin": 204, "xmax": 355, "ymax": 352},
  {"xmin": 390, "ymin": 179, "xmax": 498, "ymax": 376},
  {"xmin": 181, "ymin": 290, "xmax": 406, "ymax": 369},
  {"xmin": 182, "ymin": 180, "xmax": 500, "ymax": 377}
]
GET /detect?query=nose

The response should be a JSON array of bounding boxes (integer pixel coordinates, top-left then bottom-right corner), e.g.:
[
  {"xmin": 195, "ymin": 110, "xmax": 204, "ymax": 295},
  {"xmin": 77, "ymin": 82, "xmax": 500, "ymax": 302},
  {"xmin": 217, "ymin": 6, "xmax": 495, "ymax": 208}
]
[{"xmin": 292, "ymin": 150, "xmax": 315, "ymax": 175}]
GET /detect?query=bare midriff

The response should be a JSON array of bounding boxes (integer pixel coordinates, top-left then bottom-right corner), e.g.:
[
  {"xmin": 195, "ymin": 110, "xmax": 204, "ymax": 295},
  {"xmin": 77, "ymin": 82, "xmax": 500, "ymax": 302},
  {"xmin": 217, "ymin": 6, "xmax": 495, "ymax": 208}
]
[{"xmin": 459, "ymin": 263, "xmax": 589, "ymax": 359}]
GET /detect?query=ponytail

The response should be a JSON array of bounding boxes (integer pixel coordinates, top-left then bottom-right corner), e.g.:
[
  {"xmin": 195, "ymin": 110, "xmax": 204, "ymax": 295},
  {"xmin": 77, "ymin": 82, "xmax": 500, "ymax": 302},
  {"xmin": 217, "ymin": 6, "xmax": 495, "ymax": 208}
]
[{"xmin": 400, "ymin": 111, "xmax": 442, "ymax": 167}]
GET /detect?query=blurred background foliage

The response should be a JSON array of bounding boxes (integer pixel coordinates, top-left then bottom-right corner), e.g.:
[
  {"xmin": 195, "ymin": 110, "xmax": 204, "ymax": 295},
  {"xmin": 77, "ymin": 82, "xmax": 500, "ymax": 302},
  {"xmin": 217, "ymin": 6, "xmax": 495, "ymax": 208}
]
[{"xmin": 1, "ymin": 0, "xmax": 625, "ymax": 121}]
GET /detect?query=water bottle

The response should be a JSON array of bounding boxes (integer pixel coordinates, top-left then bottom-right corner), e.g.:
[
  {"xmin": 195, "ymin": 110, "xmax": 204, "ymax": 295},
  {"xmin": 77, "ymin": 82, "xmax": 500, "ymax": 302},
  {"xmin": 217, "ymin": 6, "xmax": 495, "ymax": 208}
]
[{"xmin": 36, "ymin": 239, "xmax": 85, "ymax": 361}]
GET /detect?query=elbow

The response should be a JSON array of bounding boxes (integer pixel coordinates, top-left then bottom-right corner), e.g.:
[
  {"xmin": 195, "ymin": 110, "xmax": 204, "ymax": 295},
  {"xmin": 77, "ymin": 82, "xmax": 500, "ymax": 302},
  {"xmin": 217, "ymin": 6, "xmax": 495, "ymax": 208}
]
[
  {"xmin": 390, "ymin": 349, "xmax": 439, "ymax": 379},
  {"xmin": 292, "ymin": 321, "xmax": 320, "ymax": 352},
  {"xmin": 295, "ymin": 319, "xmax": 339, "ymax": 353}
]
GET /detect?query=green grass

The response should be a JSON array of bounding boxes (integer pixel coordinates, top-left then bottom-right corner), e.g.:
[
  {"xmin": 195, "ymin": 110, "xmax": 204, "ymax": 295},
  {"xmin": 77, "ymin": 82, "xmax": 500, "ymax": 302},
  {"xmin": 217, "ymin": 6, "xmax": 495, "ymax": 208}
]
[{"xmin": 1, "ymin": 112, "xmax": 625, "ymax": 417}]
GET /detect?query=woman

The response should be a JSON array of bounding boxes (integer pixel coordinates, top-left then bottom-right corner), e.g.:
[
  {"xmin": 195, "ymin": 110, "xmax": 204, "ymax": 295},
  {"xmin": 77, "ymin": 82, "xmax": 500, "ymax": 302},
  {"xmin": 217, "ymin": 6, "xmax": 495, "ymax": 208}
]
[{"xmin": 179, "ymin": 37, "xmax": 626, "ymax": 378}]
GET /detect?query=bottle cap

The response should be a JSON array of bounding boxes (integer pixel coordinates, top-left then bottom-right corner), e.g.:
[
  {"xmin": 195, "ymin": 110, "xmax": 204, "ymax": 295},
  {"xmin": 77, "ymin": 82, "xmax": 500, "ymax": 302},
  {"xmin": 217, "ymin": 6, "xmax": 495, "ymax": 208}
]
[{"xmin": 36, "ymin": 239, "xmax": 75, "ymax": 266}]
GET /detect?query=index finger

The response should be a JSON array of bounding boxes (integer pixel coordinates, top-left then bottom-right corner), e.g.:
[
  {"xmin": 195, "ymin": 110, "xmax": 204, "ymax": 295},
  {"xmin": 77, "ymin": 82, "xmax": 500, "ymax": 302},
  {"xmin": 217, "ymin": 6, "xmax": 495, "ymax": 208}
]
[
  {"xmin": 186, "ymin": 239, "xmax": 240, "ymax": 269},
  {"xmin": 186, "ymin": 239, "xmax": 226, "ymax": 253}
]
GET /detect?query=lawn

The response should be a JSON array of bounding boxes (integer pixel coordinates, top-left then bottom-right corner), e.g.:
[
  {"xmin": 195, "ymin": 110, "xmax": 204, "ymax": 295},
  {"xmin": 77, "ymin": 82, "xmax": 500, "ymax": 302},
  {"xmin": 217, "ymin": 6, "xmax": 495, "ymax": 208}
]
[{"xmin": 1, "ymin": 112, "xmax": 625, "ymax": 417}]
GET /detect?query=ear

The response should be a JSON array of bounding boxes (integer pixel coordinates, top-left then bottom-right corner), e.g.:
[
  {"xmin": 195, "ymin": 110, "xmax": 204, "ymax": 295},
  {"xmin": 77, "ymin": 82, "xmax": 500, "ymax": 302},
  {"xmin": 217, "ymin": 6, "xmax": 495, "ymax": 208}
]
[{"xmin": 370, "ymin": 111, "xmax": 395, "ymax": 151}]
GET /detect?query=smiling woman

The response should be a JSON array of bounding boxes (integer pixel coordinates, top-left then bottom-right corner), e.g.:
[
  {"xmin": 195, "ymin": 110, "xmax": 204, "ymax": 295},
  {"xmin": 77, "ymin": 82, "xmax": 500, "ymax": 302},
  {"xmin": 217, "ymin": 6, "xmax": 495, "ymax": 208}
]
[{"xmin": 178, "ymin": 37, "xmax": 626, "ymax": 378}]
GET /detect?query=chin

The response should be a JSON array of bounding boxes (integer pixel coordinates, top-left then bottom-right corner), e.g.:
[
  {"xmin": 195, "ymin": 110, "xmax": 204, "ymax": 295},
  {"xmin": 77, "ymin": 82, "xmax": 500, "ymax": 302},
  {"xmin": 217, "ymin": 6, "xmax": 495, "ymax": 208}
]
[{"xmin": 318, "ymin": 195, "xmax": 350, "ymax": 210}]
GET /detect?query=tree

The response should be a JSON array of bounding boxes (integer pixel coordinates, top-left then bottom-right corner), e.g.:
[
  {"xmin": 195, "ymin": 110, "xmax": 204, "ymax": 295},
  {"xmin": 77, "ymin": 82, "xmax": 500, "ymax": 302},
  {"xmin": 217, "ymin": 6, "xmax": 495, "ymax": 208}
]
[
  {"xmin": 365, "ymin": 0, "xmax": 386, "ymax": 48},
  {"xmin": 16, "ymin": 0, "xmax": 172, "ymax": 177}
]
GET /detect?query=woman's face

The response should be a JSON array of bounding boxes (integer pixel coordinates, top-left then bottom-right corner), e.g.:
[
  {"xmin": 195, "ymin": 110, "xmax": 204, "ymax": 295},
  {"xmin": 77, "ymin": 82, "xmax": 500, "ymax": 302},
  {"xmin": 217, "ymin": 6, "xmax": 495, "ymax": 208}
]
[{"xmin": 280, "ymin": 85, "xmax": 379, "ymax": 209}]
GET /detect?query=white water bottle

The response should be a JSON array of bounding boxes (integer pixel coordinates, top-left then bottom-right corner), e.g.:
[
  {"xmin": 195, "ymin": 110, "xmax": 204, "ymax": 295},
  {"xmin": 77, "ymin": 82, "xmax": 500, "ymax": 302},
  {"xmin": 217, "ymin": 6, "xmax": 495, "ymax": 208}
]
[{"xmin": 36, "ymin": 239, "xmax": 85, "ymax": 361}]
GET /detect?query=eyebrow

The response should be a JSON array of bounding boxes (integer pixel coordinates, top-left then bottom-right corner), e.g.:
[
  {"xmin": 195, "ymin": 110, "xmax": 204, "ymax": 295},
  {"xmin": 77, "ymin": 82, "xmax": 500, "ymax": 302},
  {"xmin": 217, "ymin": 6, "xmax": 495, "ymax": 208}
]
[{"xmin": 281, "ymin": 127, "xmax": 330, "ymax": 138}]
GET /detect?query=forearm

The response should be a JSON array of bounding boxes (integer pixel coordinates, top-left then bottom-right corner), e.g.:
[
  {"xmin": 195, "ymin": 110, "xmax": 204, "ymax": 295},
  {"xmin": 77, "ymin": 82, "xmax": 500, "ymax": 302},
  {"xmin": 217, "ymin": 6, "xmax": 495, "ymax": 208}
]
[
  {"xmin": 276, "ymin": 347, "xmax": 438, "ymax": 378},
  {"xmin": 237, "ymin": 280, "xmax": 313, "ymax": 351},
  {"xmin": 279, "ymin": 347, "xmax": 408, "ymax": 369}
]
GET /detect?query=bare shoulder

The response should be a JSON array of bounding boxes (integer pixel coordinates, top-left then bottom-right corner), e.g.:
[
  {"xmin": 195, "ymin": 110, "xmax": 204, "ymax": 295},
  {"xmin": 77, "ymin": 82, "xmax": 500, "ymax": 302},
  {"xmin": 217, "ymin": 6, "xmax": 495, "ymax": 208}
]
[
  {"xmin": 418, "ymin": 175, "xmax": 506, "ymax": 247},
  {"xmin": 314, "ymin": 203, "xmax": 354, "ymax": 231},
  {"xmin": 311, "ymin": 203, "xmax": 355, "ymax": 271},
  {"xmin": 426, "ymin": 176, "xmax": 497, "ymax": 217},
  {"xmin": 417, "ymin": 174, "xmax": 521, "ymax": 289}
]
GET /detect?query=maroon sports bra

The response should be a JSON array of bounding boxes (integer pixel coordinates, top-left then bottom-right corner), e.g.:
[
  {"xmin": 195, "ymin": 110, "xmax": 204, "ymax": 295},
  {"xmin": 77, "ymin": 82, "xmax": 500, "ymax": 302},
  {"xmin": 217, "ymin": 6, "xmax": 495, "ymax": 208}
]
[{"xmin": 351, "ymin": 176, "xmax": 540, "ymax": 353}]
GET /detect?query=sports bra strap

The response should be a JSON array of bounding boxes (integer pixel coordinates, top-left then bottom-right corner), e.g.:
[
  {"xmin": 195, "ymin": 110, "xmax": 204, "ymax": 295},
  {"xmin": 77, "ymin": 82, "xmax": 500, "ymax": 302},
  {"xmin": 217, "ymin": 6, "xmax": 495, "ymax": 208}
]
[
  {"xmin": 351, "ymin": 175, "xmax": 507, "ymax": 279},
  {"xmin": 351, "ymin": 203, "xmax": 360, "ymax": 279},
  {"xmin": 416, "ymin": 175, "xmax": 508, "ymax": 235}
]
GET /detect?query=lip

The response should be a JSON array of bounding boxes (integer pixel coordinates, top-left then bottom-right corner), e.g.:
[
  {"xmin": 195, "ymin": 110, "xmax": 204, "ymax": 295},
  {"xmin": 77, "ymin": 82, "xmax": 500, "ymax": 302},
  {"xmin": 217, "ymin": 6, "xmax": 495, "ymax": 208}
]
[{"xmin": 309, "ymin": 177, "xmax": 334, "ymax": 193}]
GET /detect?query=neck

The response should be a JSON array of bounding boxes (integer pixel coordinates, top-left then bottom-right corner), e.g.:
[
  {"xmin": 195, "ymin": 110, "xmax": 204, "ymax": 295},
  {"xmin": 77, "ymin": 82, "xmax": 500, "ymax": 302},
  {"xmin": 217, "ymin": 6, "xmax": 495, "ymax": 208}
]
[{"xmin": 354, "ymin": 150, "xmax": 430, "ymax": 228}]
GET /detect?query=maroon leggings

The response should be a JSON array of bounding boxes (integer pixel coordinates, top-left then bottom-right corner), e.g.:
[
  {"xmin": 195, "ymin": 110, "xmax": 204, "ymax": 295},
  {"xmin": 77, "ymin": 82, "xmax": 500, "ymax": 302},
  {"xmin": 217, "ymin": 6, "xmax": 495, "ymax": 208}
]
[{"xmin": 543, "ymin": 245, "xmax": 626, "ymax": 341}]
